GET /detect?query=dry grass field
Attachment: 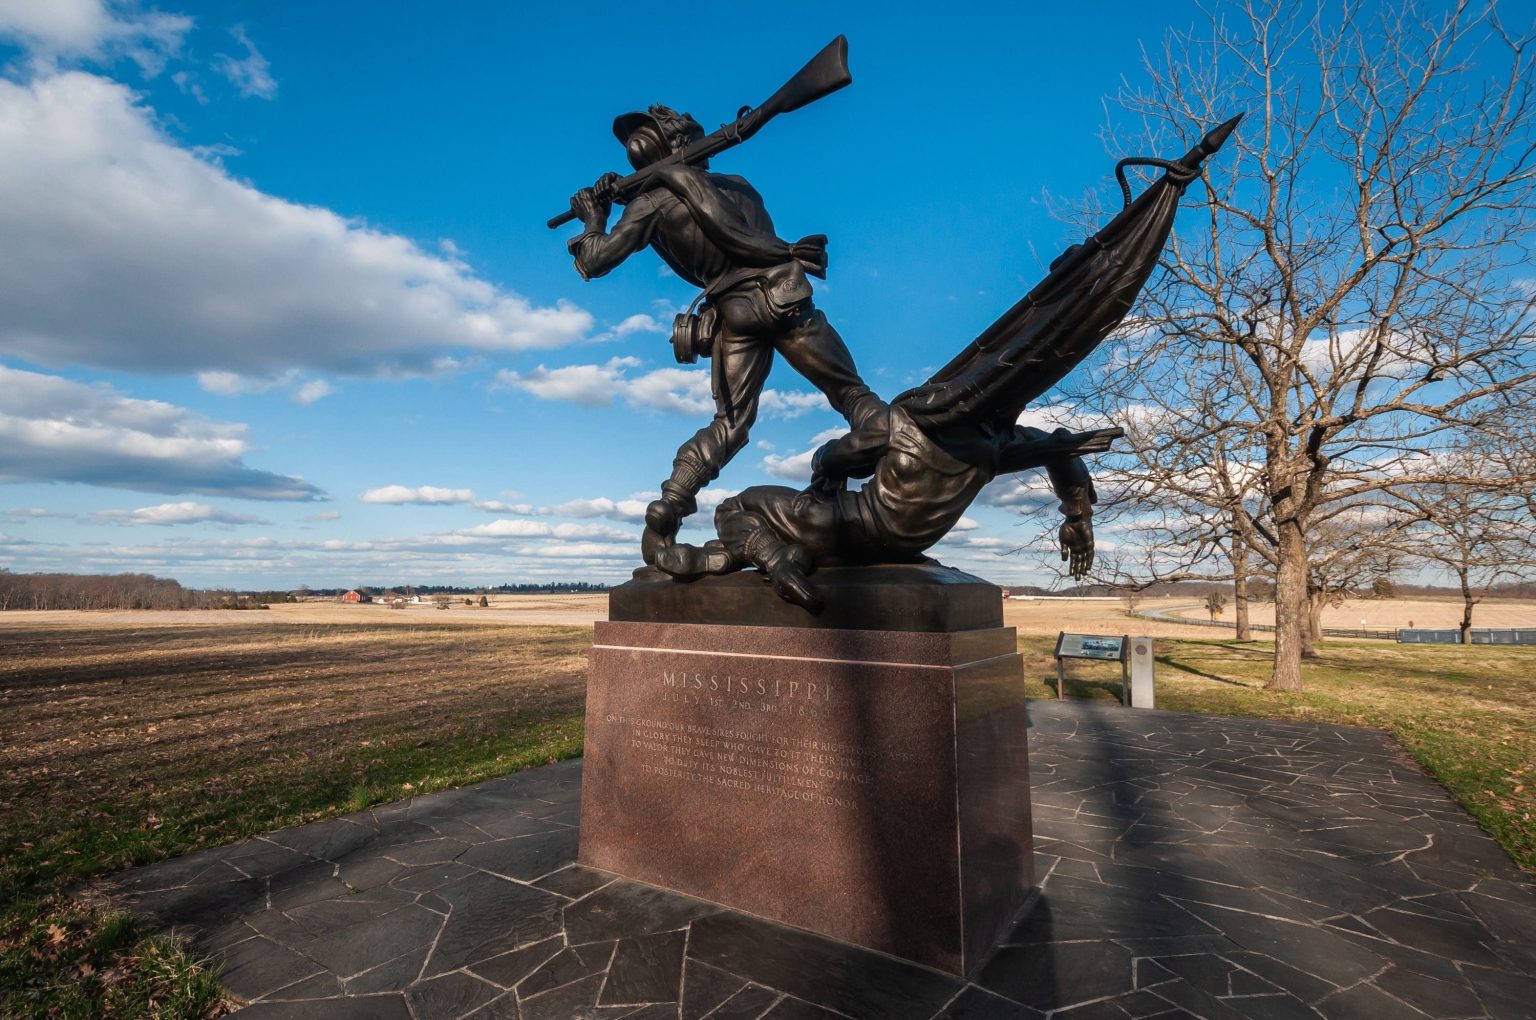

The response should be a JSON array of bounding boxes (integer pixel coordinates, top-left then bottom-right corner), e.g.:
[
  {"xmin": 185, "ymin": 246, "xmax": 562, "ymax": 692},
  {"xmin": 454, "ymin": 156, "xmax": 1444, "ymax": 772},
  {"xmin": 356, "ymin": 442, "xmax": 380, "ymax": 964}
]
[
  {"xmin": 0, "ymin": 620, "xmax": 592, "ymax": 1014},
  {"xmin": 0, "ymin": 593, "xmax": 613, "ymax": 631},
  {"xmin": 1003, "ymin": 597, "xmax": 1229, "ymax": 638},
  {"xmin": 1161, "ymin": 596, "xmax": 1536, "ymax": 631},
  {"xmin": 1, "ymin": 622, "xmax": 591, "ymax": 892},
  {"xmin": 0, "ymin": 593, "xmax": 1235, "ymax": 637}
]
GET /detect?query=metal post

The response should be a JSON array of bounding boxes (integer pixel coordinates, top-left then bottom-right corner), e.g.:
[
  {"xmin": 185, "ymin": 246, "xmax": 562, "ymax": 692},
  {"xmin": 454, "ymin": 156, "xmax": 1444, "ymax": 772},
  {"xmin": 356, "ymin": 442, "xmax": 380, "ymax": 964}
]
[{"xmin": 1056, "ymin": 657, "xmax": 1065, "ymax": 700}]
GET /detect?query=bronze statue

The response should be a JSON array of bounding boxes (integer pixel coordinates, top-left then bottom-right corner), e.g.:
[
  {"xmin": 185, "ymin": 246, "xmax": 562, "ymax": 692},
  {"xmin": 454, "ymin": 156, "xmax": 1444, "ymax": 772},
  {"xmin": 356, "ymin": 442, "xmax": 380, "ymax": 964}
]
[
  {"xmin": 641, "ymin": 119, "xmax": 1240, "ymax": 610},
  {"xmin": 552, "ymin": 38, "xmax": 1237, "ymax": 610},
  {"xmin": 556, "ymin": 38, "xmax": 882, "ymax": 563}
]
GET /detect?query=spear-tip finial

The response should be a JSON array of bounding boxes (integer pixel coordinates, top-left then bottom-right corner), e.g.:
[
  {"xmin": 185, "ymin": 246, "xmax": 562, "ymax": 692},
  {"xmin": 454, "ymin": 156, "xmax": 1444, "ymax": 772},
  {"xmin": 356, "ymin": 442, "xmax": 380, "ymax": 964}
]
[{"xmin": 1200, "ymin": 113, "xmax": 1244, "ymax": 156}]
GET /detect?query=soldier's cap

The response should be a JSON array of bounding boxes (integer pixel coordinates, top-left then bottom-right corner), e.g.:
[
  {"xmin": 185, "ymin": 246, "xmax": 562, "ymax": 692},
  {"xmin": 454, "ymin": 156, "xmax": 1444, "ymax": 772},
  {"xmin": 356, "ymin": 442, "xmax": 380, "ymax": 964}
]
[
  {"xmin": 612, "ymin": 105, "xmax": 704, "ymax": 147},
  {"xmin": 612, "ymin": 110, "xmax": 658, "ymax": 144}
]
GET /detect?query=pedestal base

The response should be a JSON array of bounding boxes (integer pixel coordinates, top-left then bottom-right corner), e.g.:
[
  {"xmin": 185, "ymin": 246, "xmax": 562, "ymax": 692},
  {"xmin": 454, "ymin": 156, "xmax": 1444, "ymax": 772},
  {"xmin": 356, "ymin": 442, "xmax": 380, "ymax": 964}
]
[{"xmin": 578, "ymin": 567, "xmax": 1034, "ymax": 976}]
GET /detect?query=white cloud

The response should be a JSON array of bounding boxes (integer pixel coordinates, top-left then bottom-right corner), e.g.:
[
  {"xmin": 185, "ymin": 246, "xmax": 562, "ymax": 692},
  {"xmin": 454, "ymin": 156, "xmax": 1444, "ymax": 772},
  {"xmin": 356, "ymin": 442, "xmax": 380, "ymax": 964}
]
[
  {"xmin": 472, "ymin": 499, "xmax": 534, "ymax": 514},
  {"xmin": 0, "ymin": 72, "xmax": 595, "ymax": 377},
  {"xmin": 593, "ymin": 313, "xmax": 665, "ymax": 343},
  {"xmin": 3, "ymin": 507, "xmax": 76, "ymax": 521},
  {"xmin": 759, "ymin": 390, "xmax": 831, "ymax": 419},
  {"xmin": 304, "ymin": 510, "xmax": 341, "ymax": 522},
  {"xmin": 0, "ymin": 364, "xmax": 324, "ymax": 500},
  {"xmin": 357, "ymin": 486, "xmax": 541, "ymax": 515},
  {"xmin": 1015, "ymin": 403, "xmax": 1090, "ymax": 431},
  {"xmin": 360, "ymin": 485, "xmax": 475, "ymax": 506},
  {"xmin": 290, "ymin": 379, "xmax": 334, "ymax": 405},
  {"xmin": 540, "ymin": 496, "xmax": 649, "ymax": 522},
  {"xmin": 459, "ymin": 519, "xmax": 632, "ymax": 541},
  {"xmin": 0, "ymin": 529, "xmax": 646, "ymax": 587},
  {"xmin": 761, "ymin": 428, "xmax": 847, "ymax": 482},
  {"xmin": 458, "ymin": 519, "xmax": 552, "ymax": 538},
  {"xmin": 0, "ymin": 0, "xmax": 190, "ymax": 74},
  {"xmin": 622, "ymin": 366, "xmax": 714, "ymax": 416},
  {"xmin": 197, "ymin": 369, "xmax": 334, "ymax": 405},
  {"xmin": 695, "ymin": 487, "xmax": 735, "ymax": 512},
  {"xmin": 170, "ymin": 68, "xmax": 205, "ymax": 103},
  {"xmin": 516, "ymin": 541, "xmax": 637, "ymax": 560},
  {"xmin": 980, "ymin": 474, "xmax": 1056, "ymax": 511},
  {"xmin": 496, "ymin": 358, "xmax": 829, "ymax": 420},
  {"xmin": 86, "ymin": 500, "xmax": 270, "ymax": 526},
  {"xmin": 498, "ymin": 357, "xmax": 639, "ymax": 407},
  {"xmin": 212, "ymin": 25, "xmax": 274, "ymax": 99}
]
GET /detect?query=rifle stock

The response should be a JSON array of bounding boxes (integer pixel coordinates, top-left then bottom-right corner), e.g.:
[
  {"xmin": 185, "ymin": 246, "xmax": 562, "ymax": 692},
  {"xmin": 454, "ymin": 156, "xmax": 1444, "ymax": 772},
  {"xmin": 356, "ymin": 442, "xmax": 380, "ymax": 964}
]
[{"xmin": 547, "ymin": 36, "xmax": 851, "ymax": 229}]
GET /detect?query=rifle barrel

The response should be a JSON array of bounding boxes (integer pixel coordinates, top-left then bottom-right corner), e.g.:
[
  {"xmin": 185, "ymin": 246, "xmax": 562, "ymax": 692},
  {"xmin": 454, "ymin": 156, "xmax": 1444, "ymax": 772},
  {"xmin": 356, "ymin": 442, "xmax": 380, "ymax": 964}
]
[{"xmin": 546, "ymin": 36, "xmax": 849, "ymax": 229}]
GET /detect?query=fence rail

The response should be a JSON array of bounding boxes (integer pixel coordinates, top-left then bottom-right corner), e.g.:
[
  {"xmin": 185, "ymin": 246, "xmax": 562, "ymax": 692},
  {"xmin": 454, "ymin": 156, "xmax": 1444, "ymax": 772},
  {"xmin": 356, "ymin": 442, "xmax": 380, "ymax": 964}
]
[{"xmin": 1400, "ymin": 628, "xmax": 1536, "ymax": 645}]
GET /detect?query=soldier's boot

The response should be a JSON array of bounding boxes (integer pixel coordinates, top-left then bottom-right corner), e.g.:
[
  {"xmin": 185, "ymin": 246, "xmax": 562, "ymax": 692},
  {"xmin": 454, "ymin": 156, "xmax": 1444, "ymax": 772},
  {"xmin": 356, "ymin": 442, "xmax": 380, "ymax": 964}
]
[{"xmin": 641, "ymin": 479, "xmax": 699, "ymax": 565}]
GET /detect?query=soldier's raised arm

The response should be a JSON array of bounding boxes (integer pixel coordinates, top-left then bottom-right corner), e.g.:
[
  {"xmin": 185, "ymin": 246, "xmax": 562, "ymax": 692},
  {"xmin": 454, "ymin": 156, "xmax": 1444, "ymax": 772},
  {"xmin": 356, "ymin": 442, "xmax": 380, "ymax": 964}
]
[{"xmin": 567, "ymin": 184, "xmax": 664, "ymax": 281}]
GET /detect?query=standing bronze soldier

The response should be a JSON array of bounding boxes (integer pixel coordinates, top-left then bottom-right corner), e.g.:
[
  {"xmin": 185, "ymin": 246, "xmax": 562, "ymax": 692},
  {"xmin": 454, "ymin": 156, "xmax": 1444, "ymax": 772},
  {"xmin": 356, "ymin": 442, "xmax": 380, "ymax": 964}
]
[{"xmin": 566, "ymin": 103, "xmax": 882, "ymax": 557}]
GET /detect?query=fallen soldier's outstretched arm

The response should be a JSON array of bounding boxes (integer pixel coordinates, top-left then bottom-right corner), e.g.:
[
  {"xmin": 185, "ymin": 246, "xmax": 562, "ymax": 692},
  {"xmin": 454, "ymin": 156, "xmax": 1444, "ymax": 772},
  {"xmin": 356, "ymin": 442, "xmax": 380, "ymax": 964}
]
[
  {"xmin": 1047, "ymin": 455, "xmax": 1096, "ymax": 580},
  {"xmin": 997, "ymin": 426, "xmax": 1115, "ymax": 580}
]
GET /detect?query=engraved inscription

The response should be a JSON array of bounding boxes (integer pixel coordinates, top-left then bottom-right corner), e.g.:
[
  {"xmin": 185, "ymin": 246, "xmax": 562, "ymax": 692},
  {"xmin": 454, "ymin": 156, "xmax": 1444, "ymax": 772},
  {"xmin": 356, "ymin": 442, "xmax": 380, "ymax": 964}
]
[
  {"xmin": 605, "ymin": 709, "xmax": 916, "ymax": 812},
  {"xmin": 657, "ymin": 669, "xmax": 835, "ymax": 718}
]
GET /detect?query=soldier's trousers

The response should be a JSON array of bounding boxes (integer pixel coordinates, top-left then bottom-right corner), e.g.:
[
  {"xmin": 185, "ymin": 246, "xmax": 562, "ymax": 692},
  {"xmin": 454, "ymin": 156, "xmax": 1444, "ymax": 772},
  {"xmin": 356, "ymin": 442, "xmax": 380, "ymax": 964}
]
[{"xmin": 666, "ymin": 302, "xmax": 874, "ymax": 498}]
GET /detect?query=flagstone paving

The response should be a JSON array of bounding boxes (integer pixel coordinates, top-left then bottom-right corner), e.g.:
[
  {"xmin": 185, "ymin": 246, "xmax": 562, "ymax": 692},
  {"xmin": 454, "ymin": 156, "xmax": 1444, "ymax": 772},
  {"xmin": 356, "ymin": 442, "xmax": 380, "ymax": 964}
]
[{"xmin": 102, "ymin": 701, "xmax": 1536, "ymax": 1018}]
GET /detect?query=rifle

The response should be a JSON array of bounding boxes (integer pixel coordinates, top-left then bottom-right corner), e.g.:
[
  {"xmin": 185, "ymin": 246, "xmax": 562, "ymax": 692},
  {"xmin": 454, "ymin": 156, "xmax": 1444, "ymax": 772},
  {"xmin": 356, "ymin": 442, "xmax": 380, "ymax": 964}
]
[{"xmin": 546, "ymin": 36, "xmax": 851, "ymax": 230}]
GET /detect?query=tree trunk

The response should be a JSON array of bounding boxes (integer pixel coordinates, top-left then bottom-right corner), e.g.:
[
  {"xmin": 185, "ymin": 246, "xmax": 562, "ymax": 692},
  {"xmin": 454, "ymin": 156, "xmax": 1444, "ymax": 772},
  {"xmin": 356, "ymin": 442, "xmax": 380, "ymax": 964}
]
[
  {"xmin": 1459, "ymin": 568, "xmax": 1474, "ymax": 645},
  {"xmin": 1232, "ymin": 540, "xmax": 1252, "ymax": 641},
  {"xmin": 1269, "ymin": 520, "xmax": 1309, "ymax": 691},
  {"xmin": 1307, "ymin": 591, "xmax": 1325, "ymax": 646}
]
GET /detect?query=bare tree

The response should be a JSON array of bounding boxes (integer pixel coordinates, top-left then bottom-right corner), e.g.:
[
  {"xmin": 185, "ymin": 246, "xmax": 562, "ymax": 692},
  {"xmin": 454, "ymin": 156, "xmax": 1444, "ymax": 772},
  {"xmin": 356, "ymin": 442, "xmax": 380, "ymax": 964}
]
[
  {"xmin": 1066, "ymin": 0, "xmax": 1536, "ymax": 690},
  {"xmin": 1085, "ymin": 395, "xmax": 1269, "ymax": 640},
  {"xmin": 1301, "ymin": 507, "xmax": 1406, "ymax": 645},
  {"xmin": 1394, "ymin": 454, "xmax": 1535, "ymax": 642}
]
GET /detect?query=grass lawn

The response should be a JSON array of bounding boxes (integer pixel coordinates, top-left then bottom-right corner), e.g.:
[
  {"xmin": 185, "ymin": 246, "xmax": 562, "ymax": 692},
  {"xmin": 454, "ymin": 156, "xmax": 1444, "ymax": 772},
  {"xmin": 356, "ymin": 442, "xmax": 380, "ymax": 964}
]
[
  {"xmin": 1027, "ymin": 634, "xmax": 1536, "ymax": 874},
  {"xmin": 1, "ymin": 622, "xmax": 590, "ymax": 1017},
  {"xmin": 2, "ymin": 619, "xmax": 1531, "ymax": 1016}
]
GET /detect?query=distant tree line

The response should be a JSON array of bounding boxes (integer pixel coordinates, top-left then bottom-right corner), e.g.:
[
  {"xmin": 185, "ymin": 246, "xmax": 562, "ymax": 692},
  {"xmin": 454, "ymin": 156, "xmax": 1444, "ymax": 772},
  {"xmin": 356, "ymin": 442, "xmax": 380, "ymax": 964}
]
[
  {"xmin": 318, "ymin": 581, "xmax": 611, "ymax": 598},
  {"xmin": 0, "ymin": 571, "xmax": 292, "ymax": 611}
]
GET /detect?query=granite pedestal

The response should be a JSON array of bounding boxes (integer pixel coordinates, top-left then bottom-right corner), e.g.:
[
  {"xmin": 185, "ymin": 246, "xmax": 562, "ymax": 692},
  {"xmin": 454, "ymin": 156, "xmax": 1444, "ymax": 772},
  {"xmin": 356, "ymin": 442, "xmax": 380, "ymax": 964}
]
[{"xmin": 579, "ymin": 564, "xmax": 1035, "ymax": 976}]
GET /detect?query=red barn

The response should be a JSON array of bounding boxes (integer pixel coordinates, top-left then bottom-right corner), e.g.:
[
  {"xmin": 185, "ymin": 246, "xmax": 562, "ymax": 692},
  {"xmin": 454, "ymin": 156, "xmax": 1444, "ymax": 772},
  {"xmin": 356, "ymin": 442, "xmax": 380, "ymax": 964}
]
[{"xmin": 341, "ymin": 590, "xmax": 361, "ymax": 603}]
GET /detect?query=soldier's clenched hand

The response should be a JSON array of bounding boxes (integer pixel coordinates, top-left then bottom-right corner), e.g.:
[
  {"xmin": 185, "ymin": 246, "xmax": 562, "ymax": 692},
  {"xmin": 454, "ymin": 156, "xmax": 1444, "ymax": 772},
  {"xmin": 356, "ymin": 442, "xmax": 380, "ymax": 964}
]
[
  {"xmin": 570, "ymin": 185, "xmax": 611, "ymax": 228},
  {"xmin": 808, "ymin": 442, "xmax": 846, "ymax": 499},
  {"xmin": 593, "ymin": 172, "xmax": 621, "ymax": 197}
]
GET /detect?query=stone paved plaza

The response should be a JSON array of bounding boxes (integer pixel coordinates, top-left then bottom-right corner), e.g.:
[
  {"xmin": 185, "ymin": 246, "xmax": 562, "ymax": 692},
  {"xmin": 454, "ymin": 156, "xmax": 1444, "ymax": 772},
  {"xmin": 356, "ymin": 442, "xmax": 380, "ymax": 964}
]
[{"xmin": 104, "ymin": 701, "xmax": 1536, "ymax": 1018}]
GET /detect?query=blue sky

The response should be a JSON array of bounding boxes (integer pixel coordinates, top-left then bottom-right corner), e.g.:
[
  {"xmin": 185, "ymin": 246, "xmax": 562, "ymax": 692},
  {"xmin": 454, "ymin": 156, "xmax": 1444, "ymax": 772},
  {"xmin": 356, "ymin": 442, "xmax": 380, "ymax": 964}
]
[{"xmin": 0, "ymin": 0, "xmax": 1240, "ymax": 590}]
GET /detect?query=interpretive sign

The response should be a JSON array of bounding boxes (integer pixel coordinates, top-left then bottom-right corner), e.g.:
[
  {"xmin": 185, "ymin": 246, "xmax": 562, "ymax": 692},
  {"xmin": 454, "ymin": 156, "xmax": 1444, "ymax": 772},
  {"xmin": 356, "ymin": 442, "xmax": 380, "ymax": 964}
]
[
  {"xmin": 1056, "ymin": 633, "xmax": 1126, "ymax": 660},
  {"xmin": 1053, "ymin": 631, "xmax": 1130, "ymax": 703}
]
